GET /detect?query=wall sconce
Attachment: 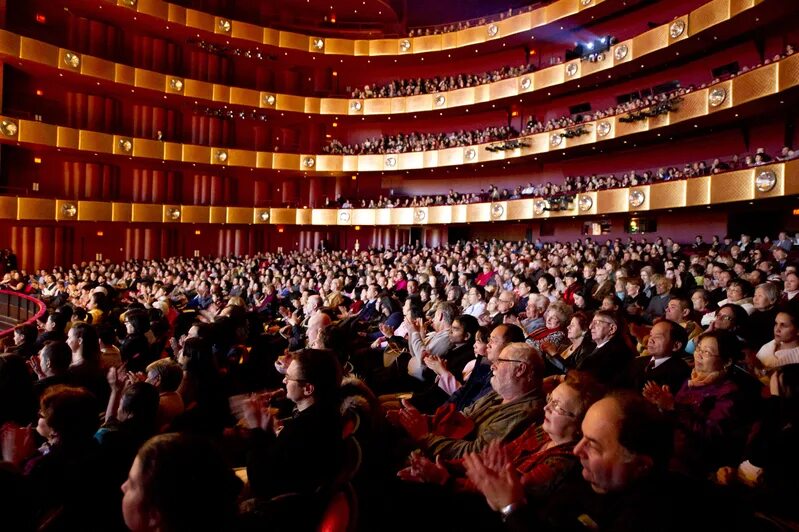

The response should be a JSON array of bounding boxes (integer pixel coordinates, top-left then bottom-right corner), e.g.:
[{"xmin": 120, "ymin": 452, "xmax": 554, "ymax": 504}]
[{"xmin": 63, "ymin": 51, "xmax": 81, "ymax": 69}]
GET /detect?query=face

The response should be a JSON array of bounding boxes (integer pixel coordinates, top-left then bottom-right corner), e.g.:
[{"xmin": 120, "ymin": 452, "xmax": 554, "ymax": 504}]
[
  {"xmin": 655, "ymin": 279, "xmax": 670, "ymax": 295},
  {"xmin": 545, "ymin": 311, "xmax": 561, "ymax": 330},
  {"xmin": 121, "ymin": 456, "xmax": 155, "ymax": 532},
  {"xmin": 694, "ymin": 337, "xmax": 724, "ymax": 374},
  {"xmin": 543, "ymin": 383, "xmax": 582, "ymax": 442},
  {"xmin": 713, "ymin": 307, "xmax": 736, "ymax": 330},
  {"xmin": 13, "ymin": 330, "xmax": 24, "ymax": 346},
  {"xmin": 486, "ymin": 326, "xmax": 508, "ymax": 363},
  {"xmin": 589, "ymin": 316, "xmax": 616, "ymax": 343},
  {"xmin": 36, "ymin": 410, "xmax": 54, "ymax": 442},
  {"xmin": 574, "ymin": 399, "xmax": 642, "ymax": 494},
  {"xmin": 753, "ymin": 287, "xmax": 772, "ymax": 310},
  {"xmin": 726, "ymin": 283, "xmax": 743, "ymax": 302},
  {"xmin": 474, "ymin": 333, "xmax": 488, "ymax": 356},
  {"xmin": 490, "ymin": 347, "xmax": 523, "ymax": 395},
  {"xmin": 646, "ymin": 322, "xmax": 674, "ymax": 358},
  {"xmin": 664, "ymin": 299, "xmax": 684, "ymax": 322},
  {"xmin": 691, "ymin": 293, "xmax": 707, "ymax": 311},
  {"xmin": 497, "ymin": 293, "xmax": 514, "ymax": 314},
  {"xmin": 449, "ymin": 320, "xmax": 467, "ymax": 345},
  {"xmin": 537, "ymin": 277, "xmax": 549, "ymax": 293},
  {"xmin": 283, "ymin": 360, "xmax": 310, "ymax": 405},
  {"xmin": 774, "ymin": 312, "xmax": 799, "ymax": 344},
  {"xmin": 785, "ymin": 274, "xmax": 799, "ymax": 292},
  {"xmin": 67, "ymin": 327, "xmax": 80, "ymax": 353}
]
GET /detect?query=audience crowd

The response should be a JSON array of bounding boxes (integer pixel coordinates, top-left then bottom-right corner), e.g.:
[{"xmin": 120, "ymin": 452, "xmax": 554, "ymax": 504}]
[{"xmin": 0, "ymin": 225, "xmax": 799, "ymax": 529}]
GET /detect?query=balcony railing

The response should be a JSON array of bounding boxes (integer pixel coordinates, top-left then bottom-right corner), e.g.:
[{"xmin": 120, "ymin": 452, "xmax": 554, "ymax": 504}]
[{"xmin": 0, "ymin": 290, "xmax": 47, "ymax": 339}]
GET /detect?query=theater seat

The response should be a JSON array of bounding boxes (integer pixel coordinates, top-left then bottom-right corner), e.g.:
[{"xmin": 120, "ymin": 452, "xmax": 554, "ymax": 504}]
[{"xmin": 318, "ymin": 483, "xmax": 357, "ymax": 532}]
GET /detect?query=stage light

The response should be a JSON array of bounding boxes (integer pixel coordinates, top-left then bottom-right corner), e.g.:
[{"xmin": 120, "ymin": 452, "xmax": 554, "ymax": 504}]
[
  {"xmin": 587, "ymin": 42, "xmax": 594, "ymax": 50},
  {"xmin": 35, "ymin": 13, "xmax": 46, "ymax": 24}
]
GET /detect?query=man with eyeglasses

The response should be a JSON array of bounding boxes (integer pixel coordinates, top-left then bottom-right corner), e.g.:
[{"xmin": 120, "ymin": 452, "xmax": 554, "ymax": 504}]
[
  {"xmin": 397, "ymin": 342, "xmax": 545, "ymax": 460},
  {"xmin": 573, "ymin": 310, "xmax": 635, "ymax": 388},
  {"xmin": 492, "ymin": 290, "xmax": 517, "ymax": 326}
]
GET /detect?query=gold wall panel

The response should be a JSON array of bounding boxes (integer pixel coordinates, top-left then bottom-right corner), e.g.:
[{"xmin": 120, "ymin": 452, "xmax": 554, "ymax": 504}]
[
  {"xmin": 256, "ymin": 152, "xmax": 273, "ymax": 169},
  {"xmin": 133, "ymin": 139, "xmax": 165, "ymax": 160},
  {"xmin": 613, "ymin": 117, "xmax": 649, "ymax": 138},
  {"xmin": 0, "ymin": 30, "xmax": 20, "ymax": 56},
  {"xmin": 0, "ymin": 196, "xmax": 16, "ymax": 219},
  {"xmin": 131, "ymin": 204, "xmax": 163, "ymax": 222},
  {"xmin": 580, "ymin": 54, "xmax": 611, "ymax": 77},
  {"xmin": 19, "ymin": 121, "xmax": 57, "ymax": 146},
  {"xmin": 138, "ymin": 0, "xmax": 171, "ymax": 19},
  {"xmin": 275, "ymin": 95, "xmax": 304, "ymax": 113},
  {"xmin": 230, "ymin": 21, "xmax": 263, "ymax": 42},
  {"xmin": 356, "ymin": 155, "xmax": 382, "ymax": 172},
  {"xmin": 18, "ymin": 198, "xmax": 54, "ymax": 220},
  {"xmin": 277, "ymin": 32, "xmax": 307, "ymax": 50},
  {"xmin": 778, "ymin": 53, "xmax": 799, "ymax": 92},
  {"xmin": 324, "ymin": 38, "xmax": 355, "ymax": 56},
  {"xmin": 753, "ymin": 165, "xmax": 784, "ymax": 200},
  {"xmin": 56, "ymin": 127, "xmax": 80, "ymax": 150},
  {"xmin": 263, "ymin": 28, "xmax": 280, "ymax": 48},
  {"xmin": 228, "ymin": 149, "xmax": 257, "ymax": 168},
  {"xmin": 467, "ymin": 203, "xmax": 490, "ymax": 223},
  {"xmin": 321, "ymin": 98, "xmax": 350, "ymax": 115},
  {"xmin": 269, "ymin": 208, "xmax": 297, "ymax": 225},
  {"xmin": 181, "ymin": 206, "xmax": 211, "ymax": 224},
  {"xmin": 374, "ymin": 209, "xmax": 392, "ymax": 226},
  {"xmin": 295, "ymin": 209, "xmax": 312, "ymax": 225},
  {"xmin": 730, "ymin": 0, "xmax": 758, "ymax": 17},
  {"xmin": 597, "ymin": 189, "xmax": 628, "ymax": 214},
  {"xmin": 163, "ymin": 142, "xmax": 183, "ymax": 161},
  {"xmin": 427, "ymin": 206, "xmax": 452, "ymax": 225},
  {"xmin": 179, "ymin": 144, "xmax": 208, "ymax": 163},
  {"xmin": 405, "ymin": 94, "xmax": 433, "ymax": 113},
  {"xmin": 545, "ymin": 0, "xmax": 577, "ymax": 21},
  {"xmin": 455, "ymin": 27, "xmax": 482, "ymax": 48},
  {"xmin": 304, "ymin": 98, "xmax": 321, "ymax": 114},
  {"xmin": 315, "ymin": 156, "xmax": 344, "ymax": 173},
  {"xmin": 114, "ymin": 64, "xmax": 136, "ymax": 86},
  {"xmin": 226, "ymin": 207, "xmax": 252, "ymax": 224},
  {"xmin": 534, "ymin": 66, "xmax": 564, "ymax": 90},
  {"xmin": 391, "ymin": 208, "xmax": 414, "ymax": 226},
  {"xmin": 112, "ymin": 203, "xmax": 132, "ymax": 222},
  {"xmin": 633, "ymin": 26, "xmax": 666, "ymax": 58},
  {"xmin": 489, "ymin": 78, "xmax": 518, "ymax": 101},
  {"xmin": 311, "ymin": 209, "xmax": 337, "ymax": 225},
  {"xmin": 212, "ymin": 84, "xmax": 230, "ymax": 102},
  {"xmin": 351, "ymin": 209, "xmax": 376, "ymax": 226},
  {"xmin": 452, "ymin": 87, "xmax": 478, "ymax": 108},
  {"xmin": 710, "ymin": 170, "xmax": 753, "ymax": 204},
  {"xmin": 184, "ymin": 9, "xmax": 215, "ymax": 32},
  {"xmin": 433, "ymin": 149, "xmax": 461, "ymax": 169},
  {"xmin": 450, "ymin": 204, "xmax": 468, "ymax": 224},
  {"xmin": 134, "ymin": 69, "xmax": 165, "ymax": 91},
  {"xmin": 209, "ymin": 206, "xmax": 226, "ymax": 224},
  {"xmin": 76, "ymin": 201, "xmax": 112, "ymax": 222},
  {"xmin": 732, "ymin": 63, "xmax": 777, "ymax": 106},
  {"xmin": 667, "ymin": 90, "xmax": 707, "ymax": 125},
  {"xmin": 649, "ymin": 181, "xmax": 687, "ymax": 210},
  {"xmin": 19, "ymin": 37, "xmax": 57, "ymax": 65},
  {"xmin": 81, "ymin": 56, "xmax": 114, "ymax": 81},
  {"xmin": 688, "ymin": 0, "xmax": 729, "ymax": 35},
  {"xmin": 184, "ymin": 79, "xmax": 214, "ymax": 101},
  {"xmin": 507, "ymin": 199, "xmax": 533, "ymax": 220},
  {"xmin": 685, "ymin": 176, "xmax": 711, "ymax": 206},
  {"xmin": 78, "ymin": 130, "xmax": 113, "ymax": 153}
]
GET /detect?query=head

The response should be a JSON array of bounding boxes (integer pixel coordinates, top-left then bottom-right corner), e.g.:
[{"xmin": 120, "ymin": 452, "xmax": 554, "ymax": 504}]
[
  {"xmin": 664, "ymin": 296, "xmax": 692, "ymax": 323},
  {"xmin": 589, "ymin": 310, "xmax": 618, "ymax": 344},
  {"xmin": 646, "ymin": 319, "xmax": 688, "ymax": 359},
  {"xmin": 490, "ymin": 343, "xmax": 544, "ymax": 399},
  {"xmin": 283, "ymin": 348, "xmax": 343, "ymax": 407},
  {"xmin": 693, "ymin": 330, "xmax": 741, "ymax": 375},
  {"xmin": 124, "ymin": 309, "xmax": 151, "ymax": 337},
  {"xmin": 690, "ymin": 289, "xmax": 710, "ymax": 312},
  {"xmin": 118, "ymin": 382, "xmax": 160, "ymax": 430},
  {"xmin": 449, "ymin": 314, "xmax": 479, "ymax": 346},
  {"xmin": 122, "ymin": 433, "xmax": 241, "ymax": 532},
  {"xmin": 753, "ymin": 283, "xmax": 779, "ymax": 311},
  {"xmin": 496, "ymin": 290, "xmax": 516, "ymax": 315},
  {"xmin": 713, "ymin": 303, "xmax": 748, "ymax": 332},
  {"xmin": 543, "ymin": 371, "xmax": 605, "ymax": 444},
  {"xmin": 39, "ymin": 341, "xmax": 73, "ymax": 376},
  {"xmin": 544, "ymin": 301, "xmax": 572, "ymax": 330},
  {"xmin": 13, "ymin": 323, "xmax": 37, "ymax": 346},
  {"xmin": 473, "ymin": 326, "xmax": 491, "ymax": 357},
  {"xmin": 485, "ymin": 324, "xmax": 526, "ymax": 363},
  {"xmin": 67, "ymin": 322, "xmax": 101, "ymax": 365},
  {"xmin": 566, "ymin": 311, "xmax": 591, "ymax": 341},
  {"xmin": 774, "ymin": 307, "xmax": 799, "ymax": 346},
  {"xmin": 725, "ymin": 279, "xmax": 753, "ymax": 303},
  {"xmin": 37, "ymin": 385, "xmax": 99, "ymax": 445},
  {"xmin": 145, "ymin": 359, "xmax": 184, "ymax": 392},
  {"xmin": 574, "ymin": 392, "xmax": 672, "ymax": 493}
]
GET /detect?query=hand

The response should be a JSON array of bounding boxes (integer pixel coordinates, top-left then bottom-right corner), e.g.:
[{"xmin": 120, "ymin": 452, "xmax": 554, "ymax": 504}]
[
  {"xmin": 478, "ymin": 440, "xmax": 511, "ymax": 474},
  {"xmin": 28, "ymin": 355, "xmax": 46, "ymax": 380},
  {"xmin": 503, "ymin": 314, "xmax": 521, "ymax": 326},
  {"xmin": 642, "ymin": 381, "xmax": 675, "ymax": 411},
  {"xmin": 338, "ymin": 305, "xmax": 350, "ymax": 319},
  {"xmin": 107, "ymin": 366, "xmax": 129, "ymax": 393},
  {"xmin": 424, "ymin": 355, "xmax": 447, "ymax": 375},
  {"xmin": 241, "ymin": 394, "xmax": 276, "ymax": 433},
  {"xmin": 463, "ymin": 452, "xmax": 524, "ymax": 512},
  {"xmin": 715, "ymin": 466, "xmax": 736, "ymax": 486},
  {"xmin": 398, "ymin": 399, "xmax": 429, "ymax": 441},
  {"xmin": 539, "ymin": 340, "xmax": 558, "ymax": 356},
  {"xmin": 397, "ymin": 451, "xmax": 450, "ymax": 485}
]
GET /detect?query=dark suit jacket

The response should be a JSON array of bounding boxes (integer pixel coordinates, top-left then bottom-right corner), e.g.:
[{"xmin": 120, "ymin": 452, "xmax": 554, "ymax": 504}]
[
  {"xmin": 573, "ymin": 335, "xmax": 635, "ymax": 388},
  {"xmin": 631, "ymin": 355, "xmax": 690, "ymax": 394}
]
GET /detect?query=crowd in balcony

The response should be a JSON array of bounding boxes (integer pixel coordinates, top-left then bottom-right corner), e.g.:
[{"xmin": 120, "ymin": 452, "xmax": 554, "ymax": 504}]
[
  {"xmin": 1, "ymin": 225, "xmax": 799, "ymax": 528},
  {"xmin": 324, "ymin": 144, "xmax": 794, "ymax": 210},
  {"xmin": 406, "ymin": 4, "xmax": 549, "ymax": 37},
  {"xmin": 351, "ymin": 63, "xmax": 535, "ymax": 99},
  {"xmin": 322, "ymin": 125, "xmax": 518, "ymax": 155}
]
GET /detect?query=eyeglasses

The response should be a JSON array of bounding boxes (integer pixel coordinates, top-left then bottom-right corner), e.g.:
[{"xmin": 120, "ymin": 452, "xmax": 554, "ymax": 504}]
[
  {"xmin": 494, "ymin": 357, "xmax": 525, "ymax": 365},
  {"xmin": 695, "ymin": 347, "xmax": 720, "ymax": 358},
  {"xmin": 589, "ymin": 320, "xmax": 614, "ymax": 328},
  {"xmin": 545, "ymin": 393, "xmax": 577, "ymax": 418},
  {"xmin": 715, "ymin": 314, "xmax": 734, "ymax": 322}
]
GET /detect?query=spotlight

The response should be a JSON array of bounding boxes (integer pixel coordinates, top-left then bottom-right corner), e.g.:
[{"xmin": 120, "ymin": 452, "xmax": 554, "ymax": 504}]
[
  {"xmin": 587, "ymin": 42, "xmax": 594, "ymax": 50},
  {"xmin": 600, "ymin": 37, "xmax": 607, "ymax": 44}
]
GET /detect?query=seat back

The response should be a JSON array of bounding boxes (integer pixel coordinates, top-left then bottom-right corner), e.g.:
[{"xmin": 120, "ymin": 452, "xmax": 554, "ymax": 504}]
[{"xmin": 318, "ymin": 483, "xmax": 357, "ymax": 532}]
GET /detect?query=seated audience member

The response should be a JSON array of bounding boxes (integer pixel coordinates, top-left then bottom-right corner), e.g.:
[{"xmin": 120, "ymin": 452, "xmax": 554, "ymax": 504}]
[
  {"xmin": 4, "ymin": 323, "xmax": 38, "ymax": 359},
  {"xmin": 447, "ymin": 323, "xmax": 527, "ymax": 412},
  {"xmin": 172, "ymin": 337, "xmax": 230, "ymax": 436},
  {"xmin": 645, "ymin": 274, "xmax": 672, "ymax": 321},
  {"xmin": 782, "ymin": 271, "xmax": 799, "ymax": 302},
  {"xmin": 525, "ymin": 301, "xmax": 571, "ymax": 354},
  {"xmin": 540, "ymin": 311, "xmax": 595, "ymax": 377},
  {"xmin": 466, "ymin": 392, "xmax": 740, "ymax": 530},
  {"xmin": 572, "ymin": 310, "xmax": 635, "ymax": 388},
  {"xmin": 121, "ymin": 309, "xmax": 155, "ymax": 373},
  {"xmin": 395, "ymin": 342, "xmax": 545, "ymax": 460},
  {"xmin": 518, "ymin": 294, "xmax": 549, "ymax": 334},
  {"xmin": 122, "ymin": 433, "xmax": 242, "ymax": 532},
  {"xmin": 33, "ymin": 311, "xmax": 68, "ymax": 353},
  {"xmin": 755, "ymin": 304, "xmax": 799, "ymax": 371},
  {"xmin": 702, "ymin": 279, "xmax": 756, "ymax": 326},
  {"xmin": 716, "ymin": 364, "xmax": 799, "ymax": 521},
  {"xmin": 644, "ymin": 330, "xmax": 755, "ymax": 475},
  {"xmin": 145, "ymin": 358, "xmax": 186, "ymax": 430},
  {"xmin": 663, "ymin": 295, "xmax": 703, "ymax": 344},
  {"xmin": 744, "ymin": 282, "xmax": 781, "ymax": 349},
  {"xmin": 245, "ymin": 348, "xmax": 343, "ymax": 500},
  {"xmin": 2, "ymin": 385, "xmax": 115, "ymax": 530},
  {"xmin": 97, "ymin": 324, "xmax": 123, "ymax": 369},
  {"xmin": 632, "ymin": 319, "xmax": 691, "ymax": 394},
  {"xmin": 67, "ymin": 322, "xmax": 110, "ymax": 405},
  {"xmin": 29, "ymin": 341, "xmax": 73, "ymax": 398}
]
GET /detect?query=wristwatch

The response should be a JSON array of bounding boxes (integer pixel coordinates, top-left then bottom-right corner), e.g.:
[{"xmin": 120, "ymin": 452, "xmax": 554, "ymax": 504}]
[{"xmin": 499, "ymin": 500, "xmax": 525, "ymax": 521}]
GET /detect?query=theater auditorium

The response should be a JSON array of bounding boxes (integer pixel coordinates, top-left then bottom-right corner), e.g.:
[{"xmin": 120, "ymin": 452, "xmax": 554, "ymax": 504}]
[{"xmin": 0, "ymin": 0, "xmax": 797, "ymax": 530}]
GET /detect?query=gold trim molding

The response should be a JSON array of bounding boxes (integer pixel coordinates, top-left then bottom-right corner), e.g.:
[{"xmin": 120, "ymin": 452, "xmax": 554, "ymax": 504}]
[
  {"xmin": 0, "ymin": 0, "xmax": 762, "ymax": 116},
  {"xmin": 1, "ymin": 160, "xmax": 795, "ymax": 225}
]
